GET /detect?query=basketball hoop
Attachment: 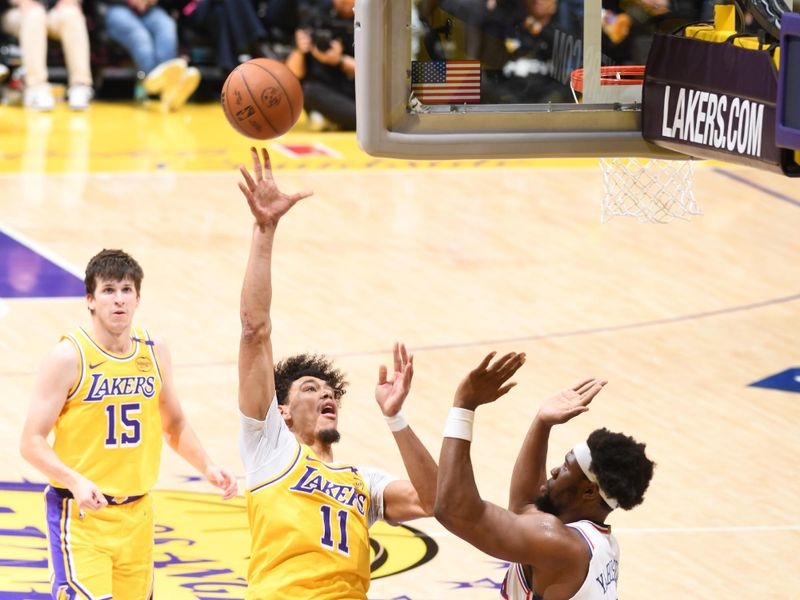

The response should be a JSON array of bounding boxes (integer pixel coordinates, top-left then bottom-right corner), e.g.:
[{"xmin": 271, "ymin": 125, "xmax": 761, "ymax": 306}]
[{"xmin": 571, "ymin": 66, "xmax": 700, "ymax": 224}]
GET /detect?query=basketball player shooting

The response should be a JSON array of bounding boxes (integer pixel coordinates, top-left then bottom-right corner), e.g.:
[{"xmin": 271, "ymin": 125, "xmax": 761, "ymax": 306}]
[
  {"xmin": 19, "ymin": 249, "xmax": 238, "ymax": 600},
  {"xmin": 236, "ymin": 147, "xmax": 438, "ymax": 599},
  {"xmin": 435, "ymin": 352, "xmax": 655, "ymax": 599}
]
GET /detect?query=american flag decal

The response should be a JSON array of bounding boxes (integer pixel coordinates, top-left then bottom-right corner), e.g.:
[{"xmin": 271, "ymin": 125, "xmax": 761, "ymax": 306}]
[{"xmin": 411, "ymin": 60, "xmax": 481, "ymax": 104}]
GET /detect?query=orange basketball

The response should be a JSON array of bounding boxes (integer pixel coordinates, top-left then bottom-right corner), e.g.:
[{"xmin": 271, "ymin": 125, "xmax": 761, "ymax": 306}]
[{"xmin": 221, "ymin": 58, "xmax": 303, "ymax": 140}]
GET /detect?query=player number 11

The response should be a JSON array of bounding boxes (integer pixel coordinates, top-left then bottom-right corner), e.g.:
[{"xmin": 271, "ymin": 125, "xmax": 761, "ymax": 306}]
[{"xmin": 320, "ymin": 504, "xmax": 349, "ymax": 555}]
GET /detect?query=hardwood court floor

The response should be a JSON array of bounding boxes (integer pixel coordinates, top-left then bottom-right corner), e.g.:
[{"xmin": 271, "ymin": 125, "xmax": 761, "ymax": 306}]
[{"xmin": 0, "ymin": 101, "xmax": 798, "ymax": 599}]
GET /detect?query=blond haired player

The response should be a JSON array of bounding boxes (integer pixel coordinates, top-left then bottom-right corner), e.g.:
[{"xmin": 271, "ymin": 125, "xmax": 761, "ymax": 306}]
[
  {"xmin": 236, "ymin": 147, "xmax": 438, "ymax": 599},
  {"xmin": 20, "ymin": 249, "xmax": 238, "ymax": 600}
]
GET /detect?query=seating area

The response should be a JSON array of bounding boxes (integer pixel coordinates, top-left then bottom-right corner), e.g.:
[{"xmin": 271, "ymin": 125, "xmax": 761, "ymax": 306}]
[{"xmin": 0, "ymin": 0, "xmax": 291, "ymax": 105}]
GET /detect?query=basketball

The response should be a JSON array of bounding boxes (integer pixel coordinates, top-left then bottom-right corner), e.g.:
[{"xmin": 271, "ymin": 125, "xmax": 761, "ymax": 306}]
[{"xmin": 221, "ymin": 58, "xmax": 303, "ymax": 140}]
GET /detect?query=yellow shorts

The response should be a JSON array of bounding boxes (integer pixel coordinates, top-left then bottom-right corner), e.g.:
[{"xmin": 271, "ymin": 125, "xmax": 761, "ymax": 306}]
[{"xmin": 45, "ymin": 487, "xmax": 154, "ymax": 600}]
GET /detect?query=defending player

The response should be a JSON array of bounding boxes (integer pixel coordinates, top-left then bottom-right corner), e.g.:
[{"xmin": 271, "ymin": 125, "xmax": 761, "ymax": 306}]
[
  {"xmin": 435, "ymin": 352, "xmax": 655, "ymax": 599},
  {"xmin": 20, "ymin": 249, "xmax": 238, "ymax": 600},
  {"xmin": 236, "ymin": 147, "xmax": 438, "ymax": 599}
]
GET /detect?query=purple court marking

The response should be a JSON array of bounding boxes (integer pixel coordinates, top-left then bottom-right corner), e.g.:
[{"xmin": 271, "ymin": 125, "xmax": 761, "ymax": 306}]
[
  {"xmin": 331, "ymin": 292, "xmax": 800, "ymax": 358},
  {"xmin": 0, "ymin": 230, "xmax": 84, "ymax": 298},
  {"xmin": 0, "ymin": 291, "xmax": 799, "ymax": 378},
  {"xmin": 712, "ymin": 168, "xmax": 800, "ymax": 209}
]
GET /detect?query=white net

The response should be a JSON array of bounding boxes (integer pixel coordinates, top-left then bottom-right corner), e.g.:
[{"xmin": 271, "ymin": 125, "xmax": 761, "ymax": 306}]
[{"xmin": 599, "ymin": 157, "xmax": 700, "ymax": 224}]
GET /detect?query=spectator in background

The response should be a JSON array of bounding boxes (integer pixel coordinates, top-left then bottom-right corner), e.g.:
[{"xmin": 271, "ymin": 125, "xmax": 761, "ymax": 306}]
[
  {"xmin": 489, "ymin": 0, "xmax": 574, "ymax": 103},
  {"xmin": 286, "ymin": 0, "xmax": 355, "ymax": 131},
  {"xmin": 101, "ymin": 0, "xmax": 198, "ymax": 110},
  {"xmin": 255, "ymin": 0, "xmax": 306, "ymax": 49},
  {"xmin": 0, "ymin": 0, "xmax": 93, "ymax": 110},
  {"xmin": 170, "ymin": 0, "xmax": 267, "ymax": 74}
]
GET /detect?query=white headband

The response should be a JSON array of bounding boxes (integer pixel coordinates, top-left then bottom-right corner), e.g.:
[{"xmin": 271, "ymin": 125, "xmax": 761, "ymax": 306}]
[{"xmin": 573, "ymin": 441, "xmax": 619, "ymax": 510}]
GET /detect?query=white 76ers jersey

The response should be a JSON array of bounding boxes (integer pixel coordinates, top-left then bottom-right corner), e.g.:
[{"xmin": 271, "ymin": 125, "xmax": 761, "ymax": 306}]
[{"xmin": 501, "ymin": 520, "xmax": 619, "ymax": 600}]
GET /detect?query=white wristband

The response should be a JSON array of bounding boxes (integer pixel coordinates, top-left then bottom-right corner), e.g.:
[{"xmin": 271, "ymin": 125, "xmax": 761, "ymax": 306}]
[
  {"xmin": 384, "ymin": 411, "xmax": 409, "ymax": 432},
  {"xmin": 443, "ymin": 407, "xmax": 475, "ymax": 441}
]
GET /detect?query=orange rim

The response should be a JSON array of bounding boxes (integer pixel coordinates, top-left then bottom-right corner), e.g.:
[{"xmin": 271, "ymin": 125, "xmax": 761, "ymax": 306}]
[{"xmin": 570, "ymin": 66, "xmax": 645, "ymax": 93}]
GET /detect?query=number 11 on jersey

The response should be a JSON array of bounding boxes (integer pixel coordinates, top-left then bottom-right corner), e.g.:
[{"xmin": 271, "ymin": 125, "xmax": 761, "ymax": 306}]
[{"xmin": 320, "ymin": 504, "xmax": 349, "ymax": 555}]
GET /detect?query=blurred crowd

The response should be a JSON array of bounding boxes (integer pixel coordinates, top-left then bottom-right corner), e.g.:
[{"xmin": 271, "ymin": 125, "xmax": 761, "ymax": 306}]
[
  {"xmin": 415, "ymin": 0, "xmax": 724, "ymax": 104},
  {"xmin": 0, "ymin": 0, "xmax": 355, "ymax": 129},
  {"xmin": 0, "ymin": 0, "xmax": 746, "ymax": 127}
]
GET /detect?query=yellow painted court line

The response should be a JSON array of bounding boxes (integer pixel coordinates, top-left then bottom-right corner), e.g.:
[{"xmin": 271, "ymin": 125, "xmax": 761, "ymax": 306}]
[{"xmin": 0, "ymin": 102, "xmax": 719, "ymax": 174}]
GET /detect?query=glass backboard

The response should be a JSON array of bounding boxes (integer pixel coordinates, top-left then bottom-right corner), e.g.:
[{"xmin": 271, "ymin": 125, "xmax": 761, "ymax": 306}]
[{"xmin": 354, "ymin": 0, "xmax": 700, "ymax": 158}]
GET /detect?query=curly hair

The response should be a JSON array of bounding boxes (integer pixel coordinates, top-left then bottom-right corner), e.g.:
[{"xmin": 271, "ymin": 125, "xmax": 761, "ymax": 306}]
[
  {"xmin": 274, "ymin": 354, "xmax": 348, "ymax": 406},
  {"xmin": 587, "ymin": 428, "xmax": 655, "ymax": 511},
  {"xmin": 85, "ymin": 249, "xmax": 144, "ymax": 296}
]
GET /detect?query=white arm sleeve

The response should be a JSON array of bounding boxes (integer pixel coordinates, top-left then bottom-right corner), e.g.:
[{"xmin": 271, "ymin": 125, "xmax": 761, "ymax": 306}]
[
  {"xmin": 239, "ymin": 395, "xmax": 299, "ymax": 488},
  {"xmin": 360, "ymin": 466, "xmax": 398, "ymax": 527}
]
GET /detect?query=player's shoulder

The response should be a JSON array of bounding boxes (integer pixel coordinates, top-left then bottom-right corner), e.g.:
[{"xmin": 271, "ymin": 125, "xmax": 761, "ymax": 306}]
[
  {"xmin": 141, "ymin": 330, "xmax": 168, "ymax": 353},
  {"xmin": 354, "ymin": 465, "xmax": 397, "ymax": 490},
  {"xmin": 50, "ymin": 337, "xmax": 80, "ymax": 365},
  {"xmin": 35, "ymin": 337, "xmax": 81, "ymax": 386},
  {"xmin": 518, "ymin": 510, "xmax": 588, "ymax": 552}
]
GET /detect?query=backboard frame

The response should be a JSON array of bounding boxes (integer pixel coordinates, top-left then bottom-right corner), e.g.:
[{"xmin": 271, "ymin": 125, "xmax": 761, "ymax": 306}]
[{"xmin": 354, "ymin": 0, "xmax": 684, "ymax": 159}]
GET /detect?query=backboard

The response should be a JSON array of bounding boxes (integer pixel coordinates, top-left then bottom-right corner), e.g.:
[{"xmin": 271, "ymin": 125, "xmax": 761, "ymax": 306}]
[{"xmin": 354, "ymin": 0, "xmax": 689, "ymax": 159}]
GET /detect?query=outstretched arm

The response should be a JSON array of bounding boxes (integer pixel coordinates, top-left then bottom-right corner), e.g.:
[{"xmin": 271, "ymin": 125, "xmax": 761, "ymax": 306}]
[
  {"xmin": 434, "ymin": 352, "xmax": 522, "ymax": 530},
  {"xmin": 434, "ymin": 352, "xmax": 581, "ymax": 566},
  {"xmin": 237, "ymin": 147, "xmax": 312, "ymax": 420},
  {"xmin": 376, "ymin": 343, "xmax": 437, "ymax": 521},
  {"xmin": 508, "ymin": 378, "xmax": 606, "ymax": 514}
]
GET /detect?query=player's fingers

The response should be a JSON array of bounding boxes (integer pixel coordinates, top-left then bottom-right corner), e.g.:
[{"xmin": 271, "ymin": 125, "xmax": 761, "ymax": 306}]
[
  {"xmin": 491, "ymin": 352, "xmax": 518, "ymax": 370},
  {"xmin": 92, "ymin": 491, "xmax": 107, "ymax": 509},
  {"xmin": 220, "ymin": 473, "xmax": 237, "ymax": 497},
  {"xmin": 392, "ymin": 341, "xmax": 401, "ymax": 372},
  {"xmin": 288, "ymin": 190, "xmax": 313, "ymax": 205},
  {"xmin": 403, "ymin": 360, "xmax": 414, "ymax": 385},
  {"xmin": 377, "ymin": 364, "xmax": 388, "ymax": 385},
  {"xmin": 494, "ymin": 352, "xmax": 523, "ymax": 377},
  {"xmin": 261, "ymin": 147, "xmax": 272, "ymax": 178},
  {"xmin": 239, "ymin": 165, "xmax": 256, "ymax": 191},
  {"xmin": 582, "ymin": 380, "xmax": 607, "ymax": 402},
  {"xmin": 238, "ymin": 181, "xmax": 253, "ymax": 200},
  {"xmin": 496, "ymin": 382, "xmax": 517, "ymax": 397},
  {"xmin": 573, "ymin": 377, "xmax": 596, "ymax": 394},
  {"xmin": 238, "ymin": 183, "xmax": 258, "ymax": 214},
  {"xmin": 399, "ymin": 343, "xmax": 409, "ymax": 367},
  {"xmin": 476, "ymin": 351, "xmax": 497, "ymax": 371},
  {"xmin": 250, "ymin": 147, "xmax": 263, "ymax": 182}
]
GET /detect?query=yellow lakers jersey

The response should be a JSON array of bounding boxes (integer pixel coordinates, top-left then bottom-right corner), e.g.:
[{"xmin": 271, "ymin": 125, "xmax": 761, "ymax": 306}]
[
  {"xmin": 245, "ymin": 443, "xmax": 372, "ymax": 600},
  {"xmin": 53, "ymin": 326, "xmax": 163, "ymax": 497}
]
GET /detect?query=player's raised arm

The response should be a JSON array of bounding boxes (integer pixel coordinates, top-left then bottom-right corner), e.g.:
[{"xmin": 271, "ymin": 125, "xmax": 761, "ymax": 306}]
[
  {"xmin": 434, "ymin": 352, "xmax": 587, "ymax": 568},
  {"xmin": 237, "ymin": 147, "xmax": 312, "ymax": 419},
  {"xmin": 374, "ymin": 342, "xmax": 438, "ymax": 521},
  {"xmin": 508, "ymin": 378, "xmax": 606, "ymax": 514}
]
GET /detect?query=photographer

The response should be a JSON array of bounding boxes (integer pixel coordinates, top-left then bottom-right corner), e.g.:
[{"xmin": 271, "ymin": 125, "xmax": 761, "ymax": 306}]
[{"xmin": 286, "ymin": 0, "xmax": 355, "ymax": 131}]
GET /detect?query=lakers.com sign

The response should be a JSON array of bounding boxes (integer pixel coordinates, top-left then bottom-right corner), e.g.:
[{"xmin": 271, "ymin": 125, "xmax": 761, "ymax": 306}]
[{"xmin": 0, "ymin": 481, "xmax": 437, "ymax": 599}]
